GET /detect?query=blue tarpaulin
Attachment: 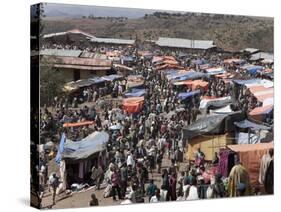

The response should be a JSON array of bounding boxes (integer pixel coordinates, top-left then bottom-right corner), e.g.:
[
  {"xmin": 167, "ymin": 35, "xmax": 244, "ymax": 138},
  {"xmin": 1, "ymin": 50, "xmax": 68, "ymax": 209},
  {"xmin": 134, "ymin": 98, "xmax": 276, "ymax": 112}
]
[
  {"xmin": 168, "ymin": 71, "xmax": 206, "ymax": 81},
  {"xmin": 234, "ymin": 119, "xmax": 271, "ymax": 130},
  {"xmin": 245, "ymin": 66, "xmax": 263, "ymax": 74},
  {"xmin": 124, "ymin": 88, "xmax": 146, "ymax": 97},
  {"xmin": 191, "ymin": 59, "xmax": 207, "ymax": 65},
  {"xmin": 63, "ymin": 131, "xmax": 109, "ymax": 161},
  {"xmin": 233, "ymin": 79, "xmax": 260, "ymax": 85},
  {"xmin": 55, "ymin": 133, "xmax": 66, "ymax": 165},
  {"xmin": 178, "ymin": 90, "xmax": 201, "ymax": 100},
  {"xmin": 121, "ymin": 56, "xmax": 134, "ymax": 62},
  {"xmin": 102, "ymin": 74, "xmax": 122, "ymax": 81}
]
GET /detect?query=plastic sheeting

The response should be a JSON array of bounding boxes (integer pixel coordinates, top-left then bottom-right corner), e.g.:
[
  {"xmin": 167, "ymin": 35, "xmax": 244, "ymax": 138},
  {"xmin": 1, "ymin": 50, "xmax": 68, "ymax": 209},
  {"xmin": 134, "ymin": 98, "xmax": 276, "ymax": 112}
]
[
  {"xmin": 209, "ymin": 105, "xmax": 233, "ymax": 115},
  {"xmin": 167, "ymin": 71, "xmax": 205, "ymax": 81},
  {"xmin": 199, "ymin": 96, "xmax": 232, "ymax": 110},
  {"xmin": 124, "ymin": 88, "xmax": 146, "ymax": 97},
  {"xmin": 63, "ymin": 131, "xmax": 109, "ymax": 161},
  {"xmin": 177, "ymin": 90, "xmax": 201, "ymax": 100},
  {"xmin": 205, "ymin": 67, "xmax": 225, "ymax": 75},
  {"xmin": 233, "ymin": 79, "xmax": 273, "ymax": 88},
  {"xmin": 123, "ymin": 97, "xmax": 144, "ymax": 114},
  {"xmin": 182, "ymin": 112, "xmax": 245, "ymax": 139},
  {"xmin": 234, "ymin": 119, "xmax": 271, "ymax": 130}
]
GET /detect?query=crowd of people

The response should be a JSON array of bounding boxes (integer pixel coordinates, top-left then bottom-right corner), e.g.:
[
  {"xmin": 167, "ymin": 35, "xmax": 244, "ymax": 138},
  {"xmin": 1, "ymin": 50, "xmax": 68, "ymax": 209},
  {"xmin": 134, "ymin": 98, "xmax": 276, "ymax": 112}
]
[{"xmin": 37, "ymin": 43, "xmax": 274, "ymax": 208}]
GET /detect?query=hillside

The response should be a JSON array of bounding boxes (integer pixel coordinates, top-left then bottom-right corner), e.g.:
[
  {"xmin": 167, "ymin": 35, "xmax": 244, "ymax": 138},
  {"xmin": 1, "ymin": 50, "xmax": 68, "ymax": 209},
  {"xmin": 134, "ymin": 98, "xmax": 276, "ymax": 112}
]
[{"xmin": 42, "ymin": 12, "xmax": 273, "ymax": 52}]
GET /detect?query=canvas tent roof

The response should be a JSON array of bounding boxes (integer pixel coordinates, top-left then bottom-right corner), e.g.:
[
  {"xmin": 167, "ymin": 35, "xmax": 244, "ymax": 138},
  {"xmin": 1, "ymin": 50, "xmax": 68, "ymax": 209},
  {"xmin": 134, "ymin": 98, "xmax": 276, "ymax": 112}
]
[
  {"xmin": 91, "ymin": 37, "xmax": 135, "ymax": 45},
  {"xmin": 62, "ymin": 131, "xmax": 109, "ymax": 161},
  {"xmin": 177, "ymin": 90, "xmax": 201, "ymax": 100},
  {"xmin": 234, "ymin": 119, "xmax": 271, "ymax": 130},
  {"xmin": 228, "ymin": 142, "xmax": 273, "ymax": 185},
  {"xmin": 40, "ymin": 49, "xmax": 82, "ymax": 57},
  {"xmin": 156, "ymin": 37, "xmax": 215, "ymax": 50},
  {"xmin": 182, "ymin": 112, "xmax": 245, "ymax": 139},
  {"xmin": 124, "ymin": 88, "xmax": 146, "ymax": 98}
]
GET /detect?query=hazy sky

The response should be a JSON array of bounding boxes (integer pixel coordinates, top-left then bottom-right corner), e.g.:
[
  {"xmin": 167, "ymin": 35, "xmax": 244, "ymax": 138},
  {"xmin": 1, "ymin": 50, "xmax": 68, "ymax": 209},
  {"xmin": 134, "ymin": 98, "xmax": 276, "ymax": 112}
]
[{"xmin": 43, "ymin": 3, "xmax": 184, "ymax": 19}]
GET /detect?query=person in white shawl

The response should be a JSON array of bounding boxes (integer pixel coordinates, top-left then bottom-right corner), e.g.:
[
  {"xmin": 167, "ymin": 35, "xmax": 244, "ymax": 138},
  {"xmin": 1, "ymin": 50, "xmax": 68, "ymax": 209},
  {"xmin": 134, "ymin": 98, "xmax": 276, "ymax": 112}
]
[
  {"xmin": 186, "ymin": 177, "xmax": 199, "ymax": 200},
  {"xmin": 259, "ymin": 148, "xmax": 274, "ymax": 185},
  {"xmin": 126, "ymin": 151, "xmax": 135, "ymax": 168}
]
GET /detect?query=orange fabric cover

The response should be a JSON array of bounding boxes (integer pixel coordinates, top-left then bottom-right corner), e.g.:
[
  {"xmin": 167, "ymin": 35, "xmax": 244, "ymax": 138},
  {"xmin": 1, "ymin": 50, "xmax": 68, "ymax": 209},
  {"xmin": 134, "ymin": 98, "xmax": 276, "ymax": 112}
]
[
  {"xmin": 228, "ymin": 142, "xmax": 274, "ymax": 185},
  {"xmin": 63, "ymin": 121, "xmax": 94, "ymax": 128},
  {"xmin": 123, "ymin": 97, "xmax": 144, "ymax": 114}
]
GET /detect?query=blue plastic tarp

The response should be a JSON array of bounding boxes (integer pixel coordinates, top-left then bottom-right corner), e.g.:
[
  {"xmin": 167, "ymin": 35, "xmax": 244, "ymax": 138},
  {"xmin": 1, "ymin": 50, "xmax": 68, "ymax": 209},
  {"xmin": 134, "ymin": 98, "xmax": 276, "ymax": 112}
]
[
  {"xmin": 55, "ymin": 133, "xmax": 66, "ymax": 165},
  {"xmin": 124, "ymin": 88, "xmax": 146, "ymax": 97},
  {"xmin": 102, "ymin": 74, "xmax": 122, "ymax": 82},
  {"xmin": 168, "ymin": 71, "xmax": 206, "ymax": 81},
  {"xmin": 121, "ymin": 56, "xmax": 134, "ymax": 62},
  {"xmin": 234, "ymin": 119, "xmax": 271, "ymax": 130},
  {"xmin": 63, "ymin": 131, "xmax": 109, "ymax": 161},
  {"xmin": 178, "ymin": 90, "xmax": 201, "ymax": 100},
  {"xmin": 191, "ymin": 59, "xmax": 207, "ymax": 65},
  {"xmin": 246, "ymin": 66, "xmax": 263, "ymax": 74}
]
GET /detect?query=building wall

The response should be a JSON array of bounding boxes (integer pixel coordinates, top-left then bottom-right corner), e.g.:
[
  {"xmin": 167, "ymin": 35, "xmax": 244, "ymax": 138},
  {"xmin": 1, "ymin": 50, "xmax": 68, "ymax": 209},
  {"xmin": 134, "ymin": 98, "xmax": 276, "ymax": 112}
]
[
  {"xmin": 56, "ymin": 68, "xmax": 108, "ymax": 82},
  {"xmin": 80, "ymin": 70, "xmax": 107, "ymax": 79},
  {"xmin": 186, "ymin": 133, "xmax": 234, "ymax": 161}
]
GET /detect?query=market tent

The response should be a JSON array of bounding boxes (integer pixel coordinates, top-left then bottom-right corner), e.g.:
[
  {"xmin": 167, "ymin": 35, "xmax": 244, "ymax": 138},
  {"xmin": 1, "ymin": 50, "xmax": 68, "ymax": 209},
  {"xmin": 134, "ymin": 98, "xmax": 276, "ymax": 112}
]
[
  {"xmin": 63, "ymin": 121, "xmax": 94, "ymax": 128},
  {"xmin": 182, "ymin": 112, "xmax": 245, "ymax": 139},
  {"xmin": 126, "ymin": 75, "xmax": 145, "ymax": 88},
  {"xmin": 227, "ymin": 142, "xmax": 274, "ymax": 185},
  {"xmin": 205, "ymin": 67, "xmax": 225, "ymax": 75},
  {"xmin": 186, "ymin": 133, "xmax": 233, "ymax": 161},
  {"xmin": 124, "ymin": 88, "xmax": 146, "ymax": 98},
  {"xmin": 177, "ymin": 90, "xmax": 201, "ymax": 100},
  {"xmin": 242, "ymin": 65, "xmax": 263, "ymax": 74},
  {"xmin": 234, "ymin": 119, "xmax": 271, "ymax": 130},
  {"xmin": 123, "ymin": 97, "xmax": 144, "ymax": 114},
  {"xmin": 224, "ymin": 58, "xmax": 245, "ymax": 65},
  {"xmin": 191, "ymin": 59, "xmax": 207, "ymax": 65},
  {"xmin": 167, "ymin": 71, "xmax": 205, "ymax": 81},
  {"xmin": 233, "ymin": 79, "xmax": 273, "ymax": 88},
  {"xmin": 199, "ymin": 96, "xmax": 232, "ymax": 110},
  {"xmin": 102, "ymin": 74, "xmax": 123, "ymax": 81},
  {"xmin": 182, "ymin": 114, "xmax": 227, "ymax": 139},
  {"xmin": 209, "ymin": 104, "xmax": 233, "ymax": 115},
  {"xmin": 62, "ymin": 131, "xmax": 109, "ymax": 161},
  {"xmin": 174, "ymin": 80, "xmax": 209, "ymax": 91},
  {"xmin": 249, "ymin": 105, "xmax": 273, "ymax": 121}
]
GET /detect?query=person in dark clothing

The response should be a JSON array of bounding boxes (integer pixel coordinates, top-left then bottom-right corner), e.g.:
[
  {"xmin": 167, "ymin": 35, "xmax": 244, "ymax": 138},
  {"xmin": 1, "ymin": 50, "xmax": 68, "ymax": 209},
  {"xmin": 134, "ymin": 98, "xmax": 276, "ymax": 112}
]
[
  {"xmin": 146, "ymin": 179, "xmax": 157, "ymax": 201},
  {"xmin": 264, "ymin": 159, "xmax": 274, "ymax": 194},
  {"xmin": 89, "ymin": 193, "xmax": 99, "ymax": 206},
  {"xmin": 120, "ymin": 163, "xmax": 128, "ymax": 198},
  {"xmin": 211, "ymin": 173, "xmax": 226, "ymax": 198}
]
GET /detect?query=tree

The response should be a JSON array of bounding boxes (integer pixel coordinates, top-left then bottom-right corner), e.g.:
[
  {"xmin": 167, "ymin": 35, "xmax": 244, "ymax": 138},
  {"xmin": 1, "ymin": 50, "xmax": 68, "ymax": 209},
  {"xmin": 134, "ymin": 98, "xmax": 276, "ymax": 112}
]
[{"xmin": 40, "ymin": 56, "xmax": 67, "ymax": 106}]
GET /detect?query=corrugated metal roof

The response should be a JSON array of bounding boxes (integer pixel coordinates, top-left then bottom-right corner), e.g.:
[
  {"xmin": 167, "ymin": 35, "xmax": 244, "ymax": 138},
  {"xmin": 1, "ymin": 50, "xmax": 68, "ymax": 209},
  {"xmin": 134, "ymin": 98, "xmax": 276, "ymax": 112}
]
[
  {"xmin": 40, "ymin": 49, "xmax": 82, "ymax": 57},
  {"xmin": 53, "ymin": 64, "xmax": 111, "ymax": 71},
  {"xmin": 250, "ymin": 52, "xmax": 274, "ymax": 61},
  {"xmin": 240, "ymin": 48, "xmax": 260, "ymax": 54},
  {"xmin": 43, "ymin": 29, "xmax": 95, "ymax": 39},
  {"xmin": 91, "ymin": 37, "xmax": 135, "ymax": 45},
  {"xmin": 43, "ymin": 55, "xmax": 112, "ymax": 67},
  {"xmin": 156, "ymin": 37, "xmax": 215, "ymax": 49}
]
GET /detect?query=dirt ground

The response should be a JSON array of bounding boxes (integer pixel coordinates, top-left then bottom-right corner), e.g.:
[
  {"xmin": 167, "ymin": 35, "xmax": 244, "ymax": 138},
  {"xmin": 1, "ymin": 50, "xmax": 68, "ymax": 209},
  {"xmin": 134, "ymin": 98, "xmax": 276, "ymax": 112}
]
[{"xmin": 41, "ymin": 153, "xmax": 188, "ymax": 209}]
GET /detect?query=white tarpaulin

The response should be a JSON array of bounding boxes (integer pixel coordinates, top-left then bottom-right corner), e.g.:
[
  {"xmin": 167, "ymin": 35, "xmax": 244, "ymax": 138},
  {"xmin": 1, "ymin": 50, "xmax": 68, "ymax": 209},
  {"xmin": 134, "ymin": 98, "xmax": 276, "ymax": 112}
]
[
  {"xmin": 245, "ymin": 79, "xmax": 273, "ymax": 88},
  {"xmin": 199, "ymin": 96, "xmax": 232, "ymax": 110},
  {"xmin": 263, "ymin": 98, "xmax": 274, "ymax": 106},
  {"xmin": 209, "ymin": 105, "xmax": 233, "ymax": 115}
]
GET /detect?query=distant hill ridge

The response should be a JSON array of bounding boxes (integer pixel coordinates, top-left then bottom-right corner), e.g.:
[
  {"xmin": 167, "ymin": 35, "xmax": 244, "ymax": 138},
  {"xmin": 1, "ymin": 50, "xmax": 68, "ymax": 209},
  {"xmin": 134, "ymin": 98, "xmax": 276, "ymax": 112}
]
[{"xmin": 42, "ymin": 12, "xmax": 273, "ymax": 52}]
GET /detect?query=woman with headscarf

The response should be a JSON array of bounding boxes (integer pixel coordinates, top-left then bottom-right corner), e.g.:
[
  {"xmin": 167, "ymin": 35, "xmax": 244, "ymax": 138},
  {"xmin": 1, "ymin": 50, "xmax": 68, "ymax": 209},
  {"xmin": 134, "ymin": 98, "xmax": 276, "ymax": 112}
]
[{"xmin": 227, "ymin": 155, "xmax": 251, "ymax": 197}]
